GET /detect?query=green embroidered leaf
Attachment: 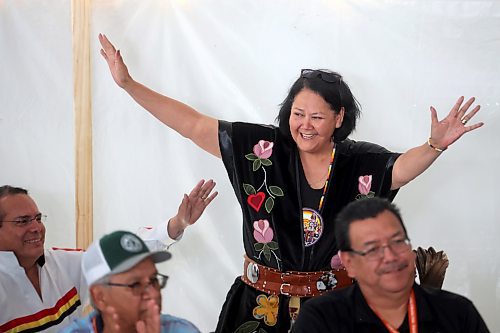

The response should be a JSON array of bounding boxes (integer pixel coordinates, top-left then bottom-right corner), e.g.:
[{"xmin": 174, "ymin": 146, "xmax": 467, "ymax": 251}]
[
  {"xmin": 367, "ymin": 191, "xmax": 375, "ymax": 198},
  {"xmin": 264, "ymin": 247, "xmax": 272, "ymax": 262},
  {"xmin": 254, "ymin": 242, "xmax": 264, "ymax": 252},
  {"xmin": 261, "ymin": 158, "xmax": 272, "ymax": 166},
  {"xmin": 235, "ymin": 321, "xmax": 259, "ymax": 333},
  {"xmin": 253, "ymin": 159, "xmax": 262, "ymax": 171},
  {"xmin": 245, "ymin": 153, "xmax": 258, "ymax": 161},
  {"xmin": 243, "ymin": 184, "xmax": 256, "ymax": 195},
  {"xmin": 265, "ymin": 197, "xmax": 274, "ymax": 213},
  {"xmin": 267, "ymin": 241, "xmax": 279, "ymax": 250},
  {"xmin": 269, "ymin": 186, "xmax": 284, "ymax": 197}
]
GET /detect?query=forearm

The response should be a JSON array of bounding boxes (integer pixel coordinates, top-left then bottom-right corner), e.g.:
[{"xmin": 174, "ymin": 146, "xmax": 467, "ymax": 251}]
[
  {"xmin": 391, "ymin": 142, "xmax": 442, "ymax": 189},
  {"xmin": 123, "ymin": 79, "xmax": 221, "ymax": 157}
]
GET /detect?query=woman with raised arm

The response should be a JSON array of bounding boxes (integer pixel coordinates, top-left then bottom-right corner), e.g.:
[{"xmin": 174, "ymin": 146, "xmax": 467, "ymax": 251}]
[{"xmin": 99, "ymin": 33, "xmax": 483, "ymax": 332}]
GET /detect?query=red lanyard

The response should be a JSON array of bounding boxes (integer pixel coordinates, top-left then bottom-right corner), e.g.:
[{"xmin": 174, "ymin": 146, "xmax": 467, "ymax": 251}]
[
  {"xmin": 371, "ymin": 289, "xmax": 418, "ymax": 333},
  {"xmin": 317, "ymin": 146, "xmax": 336, "ymax": 212}
]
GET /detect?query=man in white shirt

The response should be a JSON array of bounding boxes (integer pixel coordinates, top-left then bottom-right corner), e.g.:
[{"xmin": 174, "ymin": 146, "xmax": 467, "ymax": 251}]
[{"xmin": 0, "ymin": 181, "xmax": 216, "ymax": 332}]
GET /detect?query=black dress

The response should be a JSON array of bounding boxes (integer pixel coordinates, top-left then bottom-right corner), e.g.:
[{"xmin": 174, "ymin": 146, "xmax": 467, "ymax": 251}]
[{"xmin": 216, "ymin": 121, "xmax": 400, "ymax": 332}]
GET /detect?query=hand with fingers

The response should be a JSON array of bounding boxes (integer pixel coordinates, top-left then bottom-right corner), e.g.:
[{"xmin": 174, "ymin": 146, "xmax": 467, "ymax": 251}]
[
  {"xmin": 168, "ymin": 179, "xmax": 218, "ymax": 239},
  {"xmin": 101, "ymin": 305, "xmax": 123, "ymax": 332},
  {"xmin": 183, "ymin": 179, "xmax": 218, "ymax": 225},
  {"xmin": 136, "ymin": 300, "xmax": 161, "ymax": 333},
  {"xmin": 428, "ymin": 96, "xmax": 484, "ymax": 151},
  {"xmin": 98, "ymin": 33, "xmax": 132, "ymax": 89}
]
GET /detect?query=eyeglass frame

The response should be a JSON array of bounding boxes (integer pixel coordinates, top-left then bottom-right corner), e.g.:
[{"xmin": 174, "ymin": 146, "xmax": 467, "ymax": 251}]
[
  {"xmin": 1, "ymin": 213, "xmax": 46, "ymax": 227},
  {"xmin": 344, "ymin": 237, "xmax": 412, "ymax": 261},
  {"xmin": 104, "ymin": 273, "xmax": 169, "ymax": 296},
  {"xmin": 300, "ymin": 69, "xmax": 344, "ymax": 109}
]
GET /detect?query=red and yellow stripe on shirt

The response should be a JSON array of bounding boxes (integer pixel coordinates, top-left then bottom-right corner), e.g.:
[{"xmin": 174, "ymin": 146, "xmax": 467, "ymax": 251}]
[{"xmin": 0, "ymin": 287, "xmax": 81, "ymax": 333}]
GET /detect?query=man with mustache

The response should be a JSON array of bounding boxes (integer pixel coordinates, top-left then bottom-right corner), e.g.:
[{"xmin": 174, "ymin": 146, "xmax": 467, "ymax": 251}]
[
  {"xmin": 60, "ymin": 230, "xmax": 200, "ymax": 333},
  {"xmin": 293, "ymin": 198, "xmax": 489, "ymax": 332},
  {"xmin": 0, "ymin": 181, "xmax": 216, "ymax": 332}
]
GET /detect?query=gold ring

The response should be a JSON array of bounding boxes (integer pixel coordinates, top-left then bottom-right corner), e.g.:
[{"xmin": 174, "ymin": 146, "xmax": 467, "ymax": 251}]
[{"xmin": 461, "ymin": 118, "xmax": 468, "ymax": 125}]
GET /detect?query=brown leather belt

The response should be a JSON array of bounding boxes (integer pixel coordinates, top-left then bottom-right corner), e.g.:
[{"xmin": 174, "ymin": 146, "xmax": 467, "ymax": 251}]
[{"xmin": 241, "ymin": 255, "xmax": 353, "ymax": 297}]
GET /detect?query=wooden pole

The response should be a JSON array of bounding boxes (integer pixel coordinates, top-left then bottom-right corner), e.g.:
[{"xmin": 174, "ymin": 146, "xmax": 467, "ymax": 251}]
[{"xmin": 71, "ymin": 0, "xmax": 93, "ymax": 249}]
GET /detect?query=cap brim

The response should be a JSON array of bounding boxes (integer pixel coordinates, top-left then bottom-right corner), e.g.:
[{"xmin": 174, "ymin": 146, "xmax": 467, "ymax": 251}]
[{"xmin": 111, "ymin": 250, "xmax": 172, "ymax": 276}]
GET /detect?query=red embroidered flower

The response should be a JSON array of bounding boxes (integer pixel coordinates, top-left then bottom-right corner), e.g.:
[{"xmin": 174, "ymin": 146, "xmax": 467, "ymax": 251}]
[{"xmin": 253, "ymin": 140, "xmax": 274, "ymax": 159}]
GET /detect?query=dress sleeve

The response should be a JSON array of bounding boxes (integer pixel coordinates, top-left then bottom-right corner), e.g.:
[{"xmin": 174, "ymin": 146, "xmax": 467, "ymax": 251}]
[
  {"xmin": 218, "ymin": 120, "xmax": 235, "ymax": 184},
  {"xmin": 342, "ymin": 140, "xmax": 401, "ymax": 200}
]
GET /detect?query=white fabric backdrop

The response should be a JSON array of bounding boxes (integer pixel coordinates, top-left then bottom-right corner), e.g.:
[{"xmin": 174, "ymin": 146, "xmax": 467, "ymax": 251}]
[{"xmin": 1, "ymin": 1, "xmax": 499, "ymax": 331}]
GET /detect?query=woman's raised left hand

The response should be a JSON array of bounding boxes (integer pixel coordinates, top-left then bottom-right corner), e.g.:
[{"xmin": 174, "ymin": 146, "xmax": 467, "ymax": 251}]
[{"xmin": 428, "ymin": 96, "xmax": 483, "ymax": 150}]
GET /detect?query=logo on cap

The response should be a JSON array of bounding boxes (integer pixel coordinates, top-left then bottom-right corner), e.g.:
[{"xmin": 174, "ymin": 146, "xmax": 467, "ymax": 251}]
[{"xmin": 120, "ymin": 234, "xmax": 143, "ymax": 253}]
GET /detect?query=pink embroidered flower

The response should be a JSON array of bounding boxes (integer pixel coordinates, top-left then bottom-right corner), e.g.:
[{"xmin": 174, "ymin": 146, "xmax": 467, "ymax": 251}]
[
  {"xmin": 253, "ymin": 219, "xmax": 274, "ymax": 243},
  {"xmin": 253, "ymin": 140, "xmax": 274, "ymax": 159},
  {"xmin": 358, "ymin": 175, "xmax": 372, "ymax": 195},
  {"xmin": 330, "ymin": 254, "xmax": 344, "ymax": 270}
]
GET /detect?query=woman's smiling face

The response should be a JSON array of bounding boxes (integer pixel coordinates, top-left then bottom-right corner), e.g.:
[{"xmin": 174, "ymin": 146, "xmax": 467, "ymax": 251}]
[{"xmin": 289, "ymin": 88, "xmax": 344, "ymax": 154}]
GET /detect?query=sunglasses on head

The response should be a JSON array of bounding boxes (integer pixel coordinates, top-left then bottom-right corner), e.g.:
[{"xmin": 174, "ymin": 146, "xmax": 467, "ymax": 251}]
[
  {"xmin": 300, "ymin": 69, "xmax": 344, "ymax": 108},
  {"xmin": 300, "ymin": 69, "xmax": 343, "ymax": 83}
]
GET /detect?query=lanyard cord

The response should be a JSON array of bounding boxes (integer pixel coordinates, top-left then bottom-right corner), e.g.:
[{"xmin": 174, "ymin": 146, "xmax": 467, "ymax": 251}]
[
  {"xmin": 317, "ymin": 145, "xmax": 336, "ymax": 212},
  {"xmin": 371, "ymin": 289, "xmax": 418, "ymax": 333}
]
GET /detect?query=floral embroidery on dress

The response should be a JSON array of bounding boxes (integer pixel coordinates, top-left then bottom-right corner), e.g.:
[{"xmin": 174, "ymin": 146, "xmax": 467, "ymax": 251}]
[
  {"xmin": 233, "ymin": 294, "xmax": 278, "ymax": 332},
  {"xmin": 243, "ymin": 140, "xmax": 284, "ymax": 213},
  {"xmin": 253, "ymin": 219, "xmax": 281, "ymax": 269},
  {"xmin": 238, "ymin": 140, "xmax": 283, "ymax": 331},
  {"xmin": 234, "ymin": 321, "xmax": 268, "ymax": 333},
  {"xmin": 330, "ymin": 253, "xmax": 345, "ymax": 270},
  {"xmin": 253, "ymin": 294, "xmax": 279, "ymax": 326},
  {"xmin": 355, "ymin": 175, "xmax": 375, "ymax": 199}
]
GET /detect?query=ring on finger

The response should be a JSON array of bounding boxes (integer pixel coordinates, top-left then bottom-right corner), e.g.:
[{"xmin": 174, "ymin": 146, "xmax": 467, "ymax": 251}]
[{"xmin": 461, "ymin": 118, "xmax": 468, "ymax": 125}]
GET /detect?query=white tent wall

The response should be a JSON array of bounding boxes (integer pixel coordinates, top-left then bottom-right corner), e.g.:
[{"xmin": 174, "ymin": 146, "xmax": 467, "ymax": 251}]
[
  {"xmin": 0, "ymin": 0, "xmax": 76, "ymax": 250},
  {"xmin": 1, "ymin": 0, "xmax": 499, "ymax": 331}
]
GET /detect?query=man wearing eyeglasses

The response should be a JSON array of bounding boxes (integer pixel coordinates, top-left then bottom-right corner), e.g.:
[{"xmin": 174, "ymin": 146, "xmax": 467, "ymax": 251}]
[
  {"xmin": 292, "ymin": 197, "xmax": 489, "ymax": 333},
  {"xmin": 59, "ymin": 230, "xmax": 199, "ymax": 333},
  {"xmin": 0, "ymin": 182, "xmax": 216, "ymax": 332}
]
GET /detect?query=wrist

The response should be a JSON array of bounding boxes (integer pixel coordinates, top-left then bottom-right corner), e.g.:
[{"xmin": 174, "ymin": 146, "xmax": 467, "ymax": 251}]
[
  {"xmin": 427, "ymin": 137, "xmax": 447, "ymax": 153},
  {"xmin": 121, "ymin": 76, "xmax": 135, "ymax": 91},
  {"xmin": 167, "ymin": 217, "xmax": 185, "ymax": 239}
]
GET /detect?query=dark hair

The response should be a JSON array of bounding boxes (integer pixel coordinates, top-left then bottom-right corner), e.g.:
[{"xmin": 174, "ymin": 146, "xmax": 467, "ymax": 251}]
[
  {"xmin": 335, "ymin": 197, "xmax": 407, "ymax": 251},
  {"xmin": 276, "ymin": 69, "xmax": 361, "ymax": 143},
  {"xmin": 0, "ymin": 185, "xmax": 29, "ymax": 225}
]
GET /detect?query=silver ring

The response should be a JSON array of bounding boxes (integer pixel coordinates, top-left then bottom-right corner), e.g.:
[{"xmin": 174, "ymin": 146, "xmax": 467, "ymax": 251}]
[
  {"xmin": 461, "ymin": 118, "xmax": 468, "ymax": 125},
  {"xmin": 201, "ymin": 196, "xmax": 207, "ymax": 200}
]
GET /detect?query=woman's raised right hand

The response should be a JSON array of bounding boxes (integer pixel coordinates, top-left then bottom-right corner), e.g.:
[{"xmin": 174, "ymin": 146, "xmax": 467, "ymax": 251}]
[{"xmin": 99, "ymin": 33, "xmax": 132, "ymax": 89}]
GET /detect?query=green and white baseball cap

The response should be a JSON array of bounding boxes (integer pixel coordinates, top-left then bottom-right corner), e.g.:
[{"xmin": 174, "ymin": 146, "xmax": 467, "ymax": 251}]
[{"xmin": 82, "ymin": 230, "xmax": 172, "ymax": 286}]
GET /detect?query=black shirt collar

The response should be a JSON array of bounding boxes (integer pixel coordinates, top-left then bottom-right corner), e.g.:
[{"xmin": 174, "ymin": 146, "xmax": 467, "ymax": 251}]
[{"xmin": 353, "ymin": 283, "xmax": 435, "ymax": 327}]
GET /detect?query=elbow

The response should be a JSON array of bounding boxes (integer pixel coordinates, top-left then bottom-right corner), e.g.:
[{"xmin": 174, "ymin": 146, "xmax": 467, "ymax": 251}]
[{"xmin": 391, "ymin": 169, "xmax": 415, "ymax": 190}]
